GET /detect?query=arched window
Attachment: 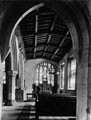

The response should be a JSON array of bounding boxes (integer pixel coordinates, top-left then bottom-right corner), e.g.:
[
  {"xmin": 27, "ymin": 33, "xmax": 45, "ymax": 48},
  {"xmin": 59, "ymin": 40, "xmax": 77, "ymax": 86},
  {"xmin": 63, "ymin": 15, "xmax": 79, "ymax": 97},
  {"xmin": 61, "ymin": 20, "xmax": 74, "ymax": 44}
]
[
  {"xmin": 67, "ymin": 58, "xmax": 76, "ymax": 90},
  {"xmin": 34, "ymin": 61, "xmax": 55, "ymax": 87},
  {"xmin": 35, "ymin": 66, "xmax": 39, "ymax": 86},
  {"xmin": 59, "ymin": 62, "xmax": 65, "ymax": 89}
]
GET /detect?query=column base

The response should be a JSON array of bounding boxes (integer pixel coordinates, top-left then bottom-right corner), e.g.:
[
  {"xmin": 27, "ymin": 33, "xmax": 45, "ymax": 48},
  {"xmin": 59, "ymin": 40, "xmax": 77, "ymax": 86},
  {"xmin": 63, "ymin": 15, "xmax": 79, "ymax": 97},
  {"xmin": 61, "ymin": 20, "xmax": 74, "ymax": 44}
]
[{"xmin": 6, "ymin": 100, "xmax": 17, "ymax": 106}]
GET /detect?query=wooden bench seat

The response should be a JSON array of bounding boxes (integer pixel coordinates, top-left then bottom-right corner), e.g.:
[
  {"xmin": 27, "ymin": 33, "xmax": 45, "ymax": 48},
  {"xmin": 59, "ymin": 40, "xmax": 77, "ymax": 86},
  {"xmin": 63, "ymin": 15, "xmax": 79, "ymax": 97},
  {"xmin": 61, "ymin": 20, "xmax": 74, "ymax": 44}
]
[{"xmin": 36, "ymin": 93, "xmax": 76, "ymax": 119}]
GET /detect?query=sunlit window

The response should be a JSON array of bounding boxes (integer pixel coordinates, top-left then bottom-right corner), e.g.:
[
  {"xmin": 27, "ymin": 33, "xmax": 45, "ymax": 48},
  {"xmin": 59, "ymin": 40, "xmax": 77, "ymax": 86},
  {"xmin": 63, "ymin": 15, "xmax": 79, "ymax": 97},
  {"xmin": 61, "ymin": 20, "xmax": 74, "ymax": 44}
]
[
  {"xmin": 39, "ymin": 66, "xmax": 43, "ymax": 84},
  {"xmin": 35, "ymin": 67, "xmax": 39, "ymax": 86},
  {"xmin": 3, "ymin": 61, "xmax": 6, "ymax": 84},
  {"xmin": 51, "ymin": 74, "xmax": 54, "ymax": 86},
  {"xmin": 34, "ymin": 61, "xmax": 55, "ymax": 87},
  {"xmin": 67, "ymin": 58, "xmax": 76, "ymax": 90},
  {"xmin": 59, "ymin": 63, "xmax": 65, "ymax": 89}
]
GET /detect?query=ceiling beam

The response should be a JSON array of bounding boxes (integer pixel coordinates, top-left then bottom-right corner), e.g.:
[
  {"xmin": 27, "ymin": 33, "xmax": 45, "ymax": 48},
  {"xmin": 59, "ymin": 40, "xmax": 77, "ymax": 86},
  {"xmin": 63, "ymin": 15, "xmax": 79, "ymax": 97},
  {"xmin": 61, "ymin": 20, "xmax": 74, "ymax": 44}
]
[
  {"xmin": 43, "ymin": 15, "xmax": 57, "ymax": 57},
  {"xmin": 34, "ymin": 9, "xmax": 38, "ymax": 58},
  {"xmin": 36, "ymin": 50, "xmax": 53, "ymax": 54},
  {"xmin": 51, "ymin": 31, "xmax": 70, "ymax": 60},
  {"xmin": 23, "ymin": 33, "xmax": 71, "ymax": 41},
  {"xmin": 47, "ymin": 15, "xmax": 57, "ymax": 44}
]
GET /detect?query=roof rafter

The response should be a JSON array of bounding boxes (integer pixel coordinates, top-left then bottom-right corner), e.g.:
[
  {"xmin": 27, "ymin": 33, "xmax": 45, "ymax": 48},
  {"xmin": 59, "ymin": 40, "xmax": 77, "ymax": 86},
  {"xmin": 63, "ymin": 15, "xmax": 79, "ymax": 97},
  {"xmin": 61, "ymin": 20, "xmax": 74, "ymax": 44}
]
[
  {"xmin": 20, "ymin": 6, "xmax": 72, "ymax": 63},
  {"xmin": 34, "ymin": 9, "xmax": 38, "ymax": 58},
  {"xmin": 23, "ymin": 33, "xmax": 71, "ymax": 40},
  {"xmin": 51, "ymin": 31, "xmax": 70, "ymax": 60},
  {"xmin": 43, "ymin": 15, "xmax": 57, "ymax": 56}
]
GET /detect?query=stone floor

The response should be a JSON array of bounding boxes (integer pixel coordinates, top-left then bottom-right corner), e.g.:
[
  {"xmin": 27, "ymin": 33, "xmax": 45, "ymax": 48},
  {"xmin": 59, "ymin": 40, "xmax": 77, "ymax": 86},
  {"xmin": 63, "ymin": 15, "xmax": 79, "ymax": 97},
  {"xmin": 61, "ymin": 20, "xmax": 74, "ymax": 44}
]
[
  {"xmin": 2, "ymin": 101, "xmax": 35, "ymax": 120},
  {"xmin": 1, "ymin": 101, "xmax": 75, "ymax": 120}
]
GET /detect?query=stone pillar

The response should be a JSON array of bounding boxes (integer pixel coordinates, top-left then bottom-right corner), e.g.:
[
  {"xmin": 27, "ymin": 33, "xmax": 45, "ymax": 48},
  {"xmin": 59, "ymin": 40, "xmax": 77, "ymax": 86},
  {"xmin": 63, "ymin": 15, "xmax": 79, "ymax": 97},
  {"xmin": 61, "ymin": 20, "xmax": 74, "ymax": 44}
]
[
  {"xmin": 76, "ymin": 49, "xmax": 89, "ymax": 120},
  {"xmin": 0, "ymin": 56, "xmax": 3, "ymax": 120},
  {"xmin": 7, "ymin": 70, "xmax": 18, "ymax": 106},
  {"xmin": 18, "ymin": 52, "xmax": 25, "ymax": 100},
  {"xmin": 86, "ymin": 48, "xmax": 91, "ymax": 120},
  {"xmin": 19, "ymin": 52, "xmax": 24, "ymax": 89}
]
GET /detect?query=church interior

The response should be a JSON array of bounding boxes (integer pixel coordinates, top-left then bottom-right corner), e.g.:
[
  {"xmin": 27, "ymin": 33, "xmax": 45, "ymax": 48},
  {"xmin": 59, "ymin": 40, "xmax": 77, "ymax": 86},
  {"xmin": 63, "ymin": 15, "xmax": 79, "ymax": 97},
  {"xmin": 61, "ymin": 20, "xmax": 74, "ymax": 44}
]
[{"xmin": 0, "ymin": 0, "xmax": 91, "ymax": 120}]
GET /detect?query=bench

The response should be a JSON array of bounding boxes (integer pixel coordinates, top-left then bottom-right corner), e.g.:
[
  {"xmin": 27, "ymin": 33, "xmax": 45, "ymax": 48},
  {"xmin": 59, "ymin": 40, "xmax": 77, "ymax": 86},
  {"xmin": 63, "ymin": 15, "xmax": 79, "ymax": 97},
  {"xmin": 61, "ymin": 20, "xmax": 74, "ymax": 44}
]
[{"xmin": 35, "ymin": 93, "xmax": 76, "ymax": 119}]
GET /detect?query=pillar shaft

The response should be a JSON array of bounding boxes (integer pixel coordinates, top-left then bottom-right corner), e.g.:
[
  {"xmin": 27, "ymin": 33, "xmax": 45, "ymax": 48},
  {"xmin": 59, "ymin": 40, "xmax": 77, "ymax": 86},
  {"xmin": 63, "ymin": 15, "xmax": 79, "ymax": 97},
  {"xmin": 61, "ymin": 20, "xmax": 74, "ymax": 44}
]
[
  {"xmin": 86, "ymin": 48, "xmax": 91, "ymax": 120},
  {"xmin": 7, "ymin": 70, "xmax": 18, "ymax": 105},
  {"xmin": 75, "ymin": 49, "xmax": 89, "ymax": 120},
  {"xmin": 0, "ymin": 55, "xmax": 3, "ymax": 119},
  {"xmin": 19, "ymin": 52, "xmax": 24, "ymax": 89}
]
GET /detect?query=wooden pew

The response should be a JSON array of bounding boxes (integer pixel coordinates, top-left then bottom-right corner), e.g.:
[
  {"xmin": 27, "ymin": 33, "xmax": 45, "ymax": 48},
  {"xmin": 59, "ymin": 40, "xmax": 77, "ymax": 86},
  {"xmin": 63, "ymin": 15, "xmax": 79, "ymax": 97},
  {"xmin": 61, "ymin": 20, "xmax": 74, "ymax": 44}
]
[{"xmin": 35, "ymin": 93, "xmax": 76, "ymax": 119}]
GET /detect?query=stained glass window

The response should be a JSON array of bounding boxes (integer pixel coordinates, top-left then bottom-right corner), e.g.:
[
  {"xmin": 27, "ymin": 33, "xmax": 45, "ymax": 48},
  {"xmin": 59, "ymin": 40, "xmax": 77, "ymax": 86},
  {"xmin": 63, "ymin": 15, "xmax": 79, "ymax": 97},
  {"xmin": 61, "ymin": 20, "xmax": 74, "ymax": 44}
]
[
  {"xmin": 34, "ymin": 61, "xmax": 55, "ymax": 86},
  {"xmin": 3, "ymin": 61, "xmax": 6, "ymax": 84},
  {"xmin": 67, "ymin": 58, "xmax": 76, "ymax": 90},
  {"xmin": 39, "ymin": 66, "xmax": 43, "ymax": 84},
  {"xmin": 35, "ymin": 67, "xmax": 39, "ymax": 86},
  {"xmin": 51, "ymin": 74, "xmax": 54, "ymax": 86}
]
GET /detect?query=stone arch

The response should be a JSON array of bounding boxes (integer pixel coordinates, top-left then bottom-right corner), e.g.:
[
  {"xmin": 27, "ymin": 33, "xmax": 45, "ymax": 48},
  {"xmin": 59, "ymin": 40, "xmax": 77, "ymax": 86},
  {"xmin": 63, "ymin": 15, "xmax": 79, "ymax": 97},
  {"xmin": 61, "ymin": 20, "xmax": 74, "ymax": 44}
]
[
  {"xmin": 0, "ymin": 1, "xmax": 90, "ymax": 120},
  {"xmin": 0, "ymin": 0, "xmax": 90, "ymax": 93},
  {"xmin": 0, "ymin": 1, "xmax": 89, "ymax": 65}
]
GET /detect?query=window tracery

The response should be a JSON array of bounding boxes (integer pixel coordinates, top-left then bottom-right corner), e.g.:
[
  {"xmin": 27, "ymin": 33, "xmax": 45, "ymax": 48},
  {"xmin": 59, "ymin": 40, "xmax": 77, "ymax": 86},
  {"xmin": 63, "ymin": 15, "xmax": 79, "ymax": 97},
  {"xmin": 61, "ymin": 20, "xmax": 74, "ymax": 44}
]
[{"xmin": 34, "ymin": 61, "xmax": 55, "ymax": 88}]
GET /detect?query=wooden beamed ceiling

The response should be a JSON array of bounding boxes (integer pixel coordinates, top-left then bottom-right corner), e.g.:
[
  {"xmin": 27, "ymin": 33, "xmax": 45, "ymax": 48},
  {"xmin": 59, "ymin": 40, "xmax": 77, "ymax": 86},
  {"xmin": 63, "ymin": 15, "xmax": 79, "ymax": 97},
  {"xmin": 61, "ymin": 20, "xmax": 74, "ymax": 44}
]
[{"xmin": 19, "ymin": 6, "xmax": 72, "ymax": 63}]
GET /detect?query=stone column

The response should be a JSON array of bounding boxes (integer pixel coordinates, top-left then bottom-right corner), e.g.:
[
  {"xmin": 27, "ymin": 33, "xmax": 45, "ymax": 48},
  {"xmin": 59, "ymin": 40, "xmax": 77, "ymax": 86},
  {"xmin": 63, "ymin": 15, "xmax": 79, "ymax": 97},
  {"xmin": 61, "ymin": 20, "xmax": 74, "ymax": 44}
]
[
  {"xmin": 19, "ymin": 52, "xmax": 24, "ymax": 89},
  {"xmin": 76, "ymin": 49, "xmax": 88, "ymax": 120},
  {"xmin": 18, "ymin": 52, "xmax": 25, "ymax": 100},
  {"xmin": 7, "ymin": 70, "xmax": 18, "ymax": 106},
  {"xmin": 0, "ymin": 56, "xmax": 3, "ymax": 120},
  {"xmin": 86, "ymin": 48, "xmax": 91, "ymax": 120}
]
